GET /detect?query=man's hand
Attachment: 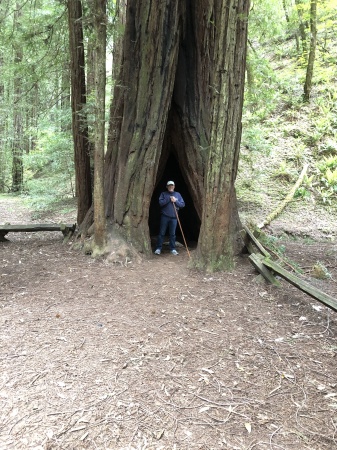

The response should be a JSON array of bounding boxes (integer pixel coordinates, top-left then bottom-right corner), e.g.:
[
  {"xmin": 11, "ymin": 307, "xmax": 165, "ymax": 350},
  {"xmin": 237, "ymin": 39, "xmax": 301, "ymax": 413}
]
[{"xmin": 170, "ymin": 196, "xmax": 177, "ymax": 203}]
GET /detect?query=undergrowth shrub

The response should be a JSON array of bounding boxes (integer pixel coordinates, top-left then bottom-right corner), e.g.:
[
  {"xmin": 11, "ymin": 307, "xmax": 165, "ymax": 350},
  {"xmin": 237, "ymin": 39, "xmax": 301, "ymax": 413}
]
[
  {"xmin": 23, "ymin": 128, "xmax": 75, "ymax": 211},
  {"xmin": 272, "ymin": 161, "xmax": 297, "ymax": 182},
  {"xmin": 294, "ymin": 186, "xmax": 311, "ymax": 200},
  {"xmin": 311, "ymin": 261, "xmax": 331, "ymax": 280},
  {"xmin": 313, "ymin": 154, "xmax": 337, "ymax": 204},
  {"xmin": 317, "ymin": 154, "xmax": 337, "ymax": 171},
  {"xmin": 318, "ymin": 138, "xmax": 337, "ymax": 155},
  {"xmin": 241, "ymin": 125, "xmax": 273, "ymax": 155}
]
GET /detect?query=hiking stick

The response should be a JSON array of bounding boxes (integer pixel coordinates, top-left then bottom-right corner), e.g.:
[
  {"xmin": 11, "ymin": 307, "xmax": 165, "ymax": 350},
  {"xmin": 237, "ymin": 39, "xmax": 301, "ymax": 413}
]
[{"xmin": 173, "ymin": 202, "xmax": 191, "ymax": 259}]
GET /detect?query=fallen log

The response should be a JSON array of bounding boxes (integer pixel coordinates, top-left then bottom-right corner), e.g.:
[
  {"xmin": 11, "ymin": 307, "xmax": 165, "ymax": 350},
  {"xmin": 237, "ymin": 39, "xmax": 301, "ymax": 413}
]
[{"xmin": 258, "ymin": 163, "xmax": 309, "ymax": 229}]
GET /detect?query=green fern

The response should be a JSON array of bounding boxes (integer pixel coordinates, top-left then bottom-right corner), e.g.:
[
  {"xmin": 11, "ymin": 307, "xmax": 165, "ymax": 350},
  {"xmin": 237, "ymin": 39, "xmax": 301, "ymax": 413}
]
[{"xmin": 325, "ymin": 168, "xmax": 337, "ymax": 187}]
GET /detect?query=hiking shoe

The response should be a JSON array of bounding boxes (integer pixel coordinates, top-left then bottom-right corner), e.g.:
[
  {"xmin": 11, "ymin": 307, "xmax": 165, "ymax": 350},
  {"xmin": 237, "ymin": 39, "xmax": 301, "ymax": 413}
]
[
  {"xmin": 154, "ymin": 249, "xmax": 161, "ymax": 255},
  {"xmin": 171, "ymin": 249, "xmax": 179, "ymax": 255}
]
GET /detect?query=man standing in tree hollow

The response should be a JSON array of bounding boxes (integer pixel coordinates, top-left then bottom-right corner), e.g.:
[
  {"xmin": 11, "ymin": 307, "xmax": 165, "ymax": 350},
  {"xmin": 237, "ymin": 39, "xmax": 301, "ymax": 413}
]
[{"xmin": 154, "ymin": 181, "xmax": 185, "ymax": 256}]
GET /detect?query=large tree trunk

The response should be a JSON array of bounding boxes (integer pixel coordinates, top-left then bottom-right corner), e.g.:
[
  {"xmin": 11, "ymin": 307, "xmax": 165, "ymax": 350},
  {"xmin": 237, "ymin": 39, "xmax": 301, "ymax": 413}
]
[
  {"xmin": 68, "ymin": 0, "xmax": 92, "ymax": 225},
  {"xmin": 90, "ymin": 0, "xmax": 249, "ymax": 270},
  {"xmin": 195, "ymin": 1, "xmax": 249, "ymax": 271},
  {"xmin": 104, "ymin": 1, "xmax": 186, "ymax": 253}
]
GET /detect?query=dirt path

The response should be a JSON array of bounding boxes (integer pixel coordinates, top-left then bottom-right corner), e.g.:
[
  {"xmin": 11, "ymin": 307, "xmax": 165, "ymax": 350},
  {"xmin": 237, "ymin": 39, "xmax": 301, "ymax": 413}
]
[{"xmin": 1, "ymin": 196, "xmax": 336, "ymax": 449}]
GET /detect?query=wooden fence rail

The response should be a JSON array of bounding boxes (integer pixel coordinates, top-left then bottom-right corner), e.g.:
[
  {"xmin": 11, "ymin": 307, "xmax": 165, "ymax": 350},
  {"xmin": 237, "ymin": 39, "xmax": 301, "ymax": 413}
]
[
  {"xmin": 242, "ymin": 226, "xmax": 337, "ymax": 312},
  {"xmin": 0, "ymin": 223, "xmax": 76, "ymax": 242}
]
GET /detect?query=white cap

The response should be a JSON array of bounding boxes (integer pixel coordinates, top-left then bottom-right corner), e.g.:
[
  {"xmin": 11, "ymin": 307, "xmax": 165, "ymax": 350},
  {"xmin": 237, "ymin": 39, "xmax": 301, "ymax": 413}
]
[{"xmin": 166, "ymin": 180, "xmax": 175, "ymax": 185}]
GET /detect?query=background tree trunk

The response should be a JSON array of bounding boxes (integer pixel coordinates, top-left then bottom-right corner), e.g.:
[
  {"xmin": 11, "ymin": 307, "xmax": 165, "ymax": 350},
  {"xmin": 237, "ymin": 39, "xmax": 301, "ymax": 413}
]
[
  {"xmin": 303, "ymin": 0, "xmax": 317, "ymax": 102},
  {"xmin": 93, "ymin": 0, "xmax": 107, "ymax": 249},
  {"xmin": 84, "ymin": 0, "xmax": 96, "ymax": 175},
  {"xmin": 68, "ymin": 0, "xmax": 92, "ymax": 225},
  {"xmin": 0, "ymin": 56, "xmax": 6, "ymax": 192},
  {"xmin": 111, "ymin": 0, "xmax": 126, "ymax": 81},
  {"xmin": 61, "ymin": 62, "xmax": 71, "ymax": 133},
  {"xmin": 12, "ymin": 5, "xmax": 23, "ymax": 193},
  {"xmin": 294, "ymin": 0, "xmax": 308, "ymax": 56},
  {"xmin": 282, "ymin": 0, "xmax": 290, "ymax": 23}
]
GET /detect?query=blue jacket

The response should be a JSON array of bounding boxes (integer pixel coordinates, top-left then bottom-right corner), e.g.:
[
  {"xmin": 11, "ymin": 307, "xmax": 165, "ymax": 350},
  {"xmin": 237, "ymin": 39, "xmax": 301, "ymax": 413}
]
[{"xmin": 159, "ymin": 190, "xmax": 185, "ymax": 218}]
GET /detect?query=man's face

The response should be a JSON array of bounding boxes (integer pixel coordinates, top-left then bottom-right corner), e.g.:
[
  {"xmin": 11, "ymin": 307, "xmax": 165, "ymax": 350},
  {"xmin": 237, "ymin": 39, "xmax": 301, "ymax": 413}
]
[{"xmin": 167, "ymin": 184, "xmax": 175, "ymax": 192}]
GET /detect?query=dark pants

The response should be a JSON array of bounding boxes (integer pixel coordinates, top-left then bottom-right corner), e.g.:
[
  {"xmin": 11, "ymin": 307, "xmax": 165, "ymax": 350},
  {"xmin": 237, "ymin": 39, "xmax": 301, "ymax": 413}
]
[{"xmin": 156, "ymin": 215, "xmax": 177, "ymax": 251}]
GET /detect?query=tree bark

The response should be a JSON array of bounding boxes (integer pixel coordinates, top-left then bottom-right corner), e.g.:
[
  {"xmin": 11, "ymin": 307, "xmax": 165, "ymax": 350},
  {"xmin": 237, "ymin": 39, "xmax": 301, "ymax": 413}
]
[
  {"xmin": 84, "ymin": 0, "xmax": 96, "ymax": 174},
  {"xmin": 303, "ymin": 0, "xmax": 317, "ymax": 102},
  {"xmin": 0, "ymin": 56, "xmax": 6, "ymax": 192},
  {"xmin": 194, "ymin": 0, "xmax": 249, "ymax": 271},
  {"xmin": 93, "ymin": 0, "xmax": 107, "ymax": 249},
  {"xmin": 12, "ymin": 4, "xmax": 23, "ymax": 193},
  {"xmin": 88, "ymin": 0, "xmax": 249, "ymax": 270},
  {"xmin": 68, "ymin": 0, "xmax": 92, "ymax": 225},
  {"xmin": 111, "ymin": 0, "xmax": 126, "ymax": 81},
  {"xmin": 104, "ymin": 0, "xmax": 185, "ymax": 253}
]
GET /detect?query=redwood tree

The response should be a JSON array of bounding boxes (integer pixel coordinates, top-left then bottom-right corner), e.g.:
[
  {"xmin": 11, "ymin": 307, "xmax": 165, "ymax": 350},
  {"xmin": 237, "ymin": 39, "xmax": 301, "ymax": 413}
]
[
  {"xmin": 68, "ymin": 0, "xmax": 92, "ymax": 225},
  {"xmin": 93, "ymin": 0, "xmax": 107, "ymax": 249},
  {"xmin": 91, "ymin": 0, "xmax": 249, "ymax": 271},
  {"xmin": 195, "ymin": 1, "xmax": 249, "ymax": 270}
]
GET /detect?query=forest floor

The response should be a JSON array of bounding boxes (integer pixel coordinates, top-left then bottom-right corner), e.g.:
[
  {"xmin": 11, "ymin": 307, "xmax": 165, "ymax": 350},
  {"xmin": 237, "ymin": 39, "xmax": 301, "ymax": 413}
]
[{"xmin": 1, "ymin": 195, "xmax": 337, "ymax": 450}]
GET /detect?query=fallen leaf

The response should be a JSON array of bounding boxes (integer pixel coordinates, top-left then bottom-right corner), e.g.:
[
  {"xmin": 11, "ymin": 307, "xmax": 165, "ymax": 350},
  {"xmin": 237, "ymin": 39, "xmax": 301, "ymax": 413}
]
[
  {"xmin": 283, "ymin": 373, "xmax": 295, "ymax": 380},
  {"xmin": 46, "ymin": 430, "xmax": 53, "ymax": 439},
  {"xmin": 154, "ymin": 429, "xmax": 165, "ymax": 440},
  {"xmin": 245, "ymin": 422, "xmax": 252, "ymax": 433},
  {"xmin": 324, "ymin": 393, "xmax": 337, "ymax": 398},
  {"xmin": 70, "ymin": 426, "xmax": 86, "ymax": 432},
  {"xmin": 80, "ymin": 432, "xmax": 89, "ymax": 441},
  {"xmin": 312, "ymin": 305, "xmax": 323, "ymax": 311},
  {"xmin": 199, "ymin": 406, "xmax": 210, "ymax": 413},
  {"xmin": 201, "ymin": 368, "xmax": 214, "ymax": 374}
]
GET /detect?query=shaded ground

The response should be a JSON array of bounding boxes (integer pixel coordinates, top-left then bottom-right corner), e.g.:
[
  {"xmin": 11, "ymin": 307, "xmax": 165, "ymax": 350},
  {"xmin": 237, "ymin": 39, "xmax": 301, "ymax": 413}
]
[{"xmin": 1, "ymin": 195, "xmax": 336, "ymax": 450}]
